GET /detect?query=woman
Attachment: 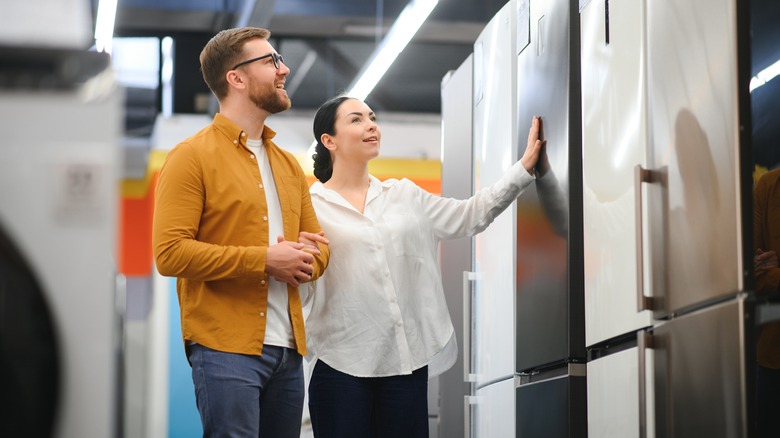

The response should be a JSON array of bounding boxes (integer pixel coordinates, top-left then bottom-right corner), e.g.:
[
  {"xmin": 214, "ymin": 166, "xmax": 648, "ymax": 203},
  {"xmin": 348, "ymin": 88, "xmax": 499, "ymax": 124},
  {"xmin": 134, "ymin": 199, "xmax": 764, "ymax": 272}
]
[{"xmin": 304, "ymin": 95, "xmax": 543, "ymax": 437}]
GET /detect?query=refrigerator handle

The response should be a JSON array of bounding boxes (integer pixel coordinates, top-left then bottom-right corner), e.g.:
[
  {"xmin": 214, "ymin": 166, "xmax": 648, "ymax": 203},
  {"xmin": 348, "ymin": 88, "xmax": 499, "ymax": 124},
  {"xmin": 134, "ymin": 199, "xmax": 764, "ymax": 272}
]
[
  {"xmin": 635, "ymin": 165, "xmax": 654, "ymax": 312},
  {"xmin": 463, "ymin": 271, "xmax": 479, "ymax": 383},
  {"xmin": 637, "ymin": 330, "xmax": 654, "ymax": 438},
  {"xmin": 464, "ymin": 395, "xmax": 478, "ymax": 438}
]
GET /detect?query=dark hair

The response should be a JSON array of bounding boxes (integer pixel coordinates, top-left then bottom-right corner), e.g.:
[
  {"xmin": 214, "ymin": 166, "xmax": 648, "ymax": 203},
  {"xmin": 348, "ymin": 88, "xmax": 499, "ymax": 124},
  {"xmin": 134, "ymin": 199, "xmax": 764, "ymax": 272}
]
[{"xmin": 312, "ymin": 95, "xmax": 355, "ymax": 183}]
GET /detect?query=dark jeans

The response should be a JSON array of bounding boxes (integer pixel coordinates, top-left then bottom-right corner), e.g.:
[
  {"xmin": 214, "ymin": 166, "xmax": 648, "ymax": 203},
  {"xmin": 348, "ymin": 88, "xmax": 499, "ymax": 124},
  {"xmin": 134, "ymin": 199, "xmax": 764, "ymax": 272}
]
[
  {"xmin": 187, "ymin": 343, "xmax": 304, "ymax": 438},
  {"xmin": 308, "ymin": 360, "xmax": 429, "ymax": 438},
  {"xmin": 757, "ymin": 364, "xmax": 780, "ymax": 438}
]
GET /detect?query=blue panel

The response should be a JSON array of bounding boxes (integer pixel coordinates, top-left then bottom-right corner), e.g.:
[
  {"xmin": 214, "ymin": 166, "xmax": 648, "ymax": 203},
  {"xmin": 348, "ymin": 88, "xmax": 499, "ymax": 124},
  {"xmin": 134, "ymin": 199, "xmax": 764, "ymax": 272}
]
[{"xmin": 167, "ymin": 277, "xmax": 202, "ymax": 437}]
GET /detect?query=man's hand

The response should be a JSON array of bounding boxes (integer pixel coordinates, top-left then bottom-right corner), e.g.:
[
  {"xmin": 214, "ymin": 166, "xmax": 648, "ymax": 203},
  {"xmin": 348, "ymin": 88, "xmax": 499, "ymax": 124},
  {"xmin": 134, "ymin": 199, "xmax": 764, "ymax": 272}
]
[
  {"xmin": 266, "ymin": 236, "xmax": 316, "ymax": 287},
  {"xmin": 298, "ymin": 231, "xmax": 329, "ymax": 256}
]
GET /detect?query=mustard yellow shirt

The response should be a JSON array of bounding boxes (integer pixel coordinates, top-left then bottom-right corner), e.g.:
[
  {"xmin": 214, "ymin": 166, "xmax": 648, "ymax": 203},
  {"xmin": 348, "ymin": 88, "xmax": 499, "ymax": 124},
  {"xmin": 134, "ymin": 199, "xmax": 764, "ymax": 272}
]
[{"xmin": 153, "ymin": 113, "xmax": 329, "ymax": 356}]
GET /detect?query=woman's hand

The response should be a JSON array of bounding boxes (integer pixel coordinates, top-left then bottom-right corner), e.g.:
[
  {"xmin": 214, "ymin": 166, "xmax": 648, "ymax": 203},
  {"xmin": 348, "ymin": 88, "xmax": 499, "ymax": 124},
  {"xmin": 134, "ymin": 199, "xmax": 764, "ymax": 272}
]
[
  {"xmin": 520, "ymin": 116, "xmax": 544, "ymax": 174},
  {"xmin": 298, "ymin": 230, "xmax": 329, "ymax": 256}
]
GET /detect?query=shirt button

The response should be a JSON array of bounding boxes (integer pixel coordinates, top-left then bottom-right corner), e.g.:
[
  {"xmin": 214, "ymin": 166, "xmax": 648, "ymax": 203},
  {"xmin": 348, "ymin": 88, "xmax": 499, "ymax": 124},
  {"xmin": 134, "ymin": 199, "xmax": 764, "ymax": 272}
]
[
  {"xmin": 259, "ymin": 183, "xmax": 264, "ymax": 189},
  {"xmin": 390, "ymin": 297, "xmax": 396, "ymax": 303},
  {"xmin": 241, "ymin": 132, "xmax": 246, "ymax": 137},
  {"xmin": 263, "ymin": 216, "xmax": 268, "ymax": 221},
  {"xmin": 259, "ymin": 312, "xmax": 265, "ymax": 317},
  {"xmin": 260, "ymin": 279, "xmax": 266, "ymax": 285},
  {"xmin": 396, "ymin": 321, "xmax": 402, "ymax": 327},
  {"xmin": 233, "ymin": 140, "xmax": 238, "ymax": 144},
  {"xmin": 385, "ymin": 272, "xmax": 390, "ymax": 277},
  {"xmin": 250, "ymin": 155, "xmax": 255, "ymax": 160}
]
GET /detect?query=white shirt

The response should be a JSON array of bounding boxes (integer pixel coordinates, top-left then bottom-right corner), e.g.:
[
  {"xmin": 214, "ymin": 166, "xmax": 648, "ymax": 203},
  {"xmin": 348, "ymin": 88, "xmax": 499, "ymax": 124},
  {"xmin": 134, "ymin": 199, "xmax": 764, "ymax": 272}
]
[
  {"xmin": 306, "ymin": 160, "xmax": 535, "ymax": 377},
  {"xmin": 247, "ymin": 139, "xmax": 294, "ymax": 348}
]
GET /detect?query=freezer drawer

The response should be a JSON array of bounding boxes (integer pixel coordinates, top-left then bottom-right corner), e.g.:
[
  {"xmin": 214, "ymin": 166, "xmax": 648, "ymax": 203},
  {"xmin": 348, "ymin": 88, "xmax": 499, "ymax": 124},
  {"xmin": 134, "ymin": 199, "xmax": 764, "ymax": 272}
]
[
  {"xmin": 650, "ymin": 298, "xmax": 748, "ymax": 437},
  {"xmin": 516, "ymin": 364, "xmax": 587, "ymax": 438},
  {"xmin": 588, "ymin": 342, "xmax": 655, "ymax": 438},
  {"xmin": 466, "ymin": 377, "xmax": 515, "ymax": 438}
]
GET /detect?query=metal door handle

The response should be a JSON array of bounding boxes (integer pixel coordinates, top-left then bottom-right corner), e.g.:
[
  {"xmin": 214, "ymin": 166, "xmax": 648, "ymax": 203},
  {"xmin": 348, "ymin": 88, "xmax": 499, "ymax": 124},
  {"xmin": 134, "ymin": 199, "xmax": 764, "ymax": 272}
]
[
  {"xmin": 635, "ymin": 165, "xmax": 655, "ymax": 311},
  {"xmin": 463, "ymin": 271, "xmax": 479, "ymax": 382},
  {"xmin": 637, "ymin": 330, "xmax": 654, "ymax": 438}
]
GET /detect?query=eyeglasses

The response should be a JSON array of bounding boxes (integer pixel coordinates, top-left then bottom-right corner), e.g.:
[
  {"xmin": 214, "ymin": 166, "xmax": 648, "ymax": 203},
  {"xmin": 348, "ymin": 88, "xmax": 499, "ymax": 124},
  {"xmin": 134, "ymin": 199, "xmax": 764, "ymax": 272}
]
[{"xmin": 231, "ymin": 52, "xmax": 285, "ymax": 70}]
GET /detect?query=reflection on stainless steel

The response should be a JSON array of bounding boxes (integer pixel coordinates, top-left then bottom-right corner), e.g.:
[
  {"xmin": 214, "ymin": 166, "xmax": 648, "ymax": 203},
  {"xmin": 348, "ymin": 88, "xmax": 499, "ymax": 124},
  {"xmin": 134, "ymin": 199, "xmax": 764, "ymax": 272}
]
[
  {"xmin": 651, "ymin": 299, "xmax": 746, "ymax": 437},
  {"xmin": 647, "ymin": 0, "xmax": 742, "ymax": 315}
]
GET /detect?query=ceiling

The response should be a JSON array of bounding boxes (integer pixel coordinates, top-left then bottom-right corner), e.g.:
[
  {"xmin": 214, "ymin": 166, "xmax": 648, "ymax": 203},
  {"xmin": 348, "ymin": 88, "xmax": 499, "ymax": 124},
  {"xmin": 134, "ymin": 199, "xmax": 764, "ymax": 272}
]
[
  {"xmin": 105, "ymin": 0, "xmax": 780, "ymax": 167},
  {"xmin": 110, "ymin": 0, "xmax": 506, "ymax": 114}
]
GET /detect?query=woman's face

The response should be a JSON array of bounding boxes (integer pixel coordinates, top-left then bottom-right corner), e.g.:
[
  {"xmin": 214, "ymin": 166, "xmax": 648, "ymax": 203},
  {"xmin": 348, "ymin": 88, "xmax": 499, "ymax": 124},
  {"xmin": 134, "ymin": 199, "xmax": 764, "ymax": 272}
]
[{"xmin": 328, "ymin": 98, "xmax": 381, "ymax": 163}]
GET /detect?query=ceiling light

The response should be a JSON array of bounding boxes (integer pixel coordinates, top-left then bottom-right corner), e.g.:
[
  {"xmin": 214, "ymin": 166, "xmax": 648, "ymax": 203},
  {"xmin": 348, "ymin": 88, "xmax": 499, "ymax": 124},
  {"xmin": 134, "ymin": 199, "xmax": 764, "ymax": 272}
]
[
  {"xmin": 348, "ymin": 0, "xmax": 439, "ymax": 100},
  {"xmin": 750, "ymin": 59, "xmax": 780, "ymax": 93},
  {"xmin": 94, "ymin": 0, "xmax": 118, "ymax": 53},
  {"xmin": 307, "ymin": 0, "xmax": 439, "ymax": 158}
]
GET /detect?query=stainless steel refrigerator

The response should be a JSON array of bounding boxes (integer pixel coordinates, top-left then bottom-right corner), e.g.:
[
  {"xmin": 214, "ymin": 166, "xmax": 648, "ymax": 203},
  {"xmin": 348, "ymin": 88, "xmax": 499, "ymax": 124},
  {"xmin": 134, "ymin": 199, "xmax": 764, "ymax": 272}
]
[
  {"xmin": 580, "ymin": 0, "xmax": 756, "ymax": 435},
  {"xmin": 514, "ymin": 0, "xmax": 587, "ymax": 435}
]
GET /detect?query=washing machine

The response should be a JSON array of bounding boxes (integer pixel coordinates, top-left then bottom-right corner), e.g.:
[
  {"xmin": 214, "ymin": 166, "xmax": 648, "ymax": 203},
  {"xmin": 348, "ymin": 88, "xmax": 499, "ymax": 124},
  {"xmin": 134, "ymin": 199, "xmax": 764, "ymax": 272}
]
[{"xmin": 0, "ymin": 46, "xmax": 123, "ymax": 437}]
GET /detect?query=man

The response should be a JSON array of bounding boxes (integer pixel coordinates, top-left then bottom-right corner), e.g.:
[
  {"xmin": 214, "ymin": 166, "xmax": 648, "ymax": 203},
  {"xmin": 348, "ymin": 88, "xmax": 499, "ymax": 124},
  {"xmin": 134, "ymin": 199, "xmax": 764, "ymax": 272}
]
[
  {"xmin": 153, "ymin": 27, "xmax": 330, "ymax": 437},
  {"xmin": 753, "ymin": 166, "xmax": 780, "ymax": 438}
]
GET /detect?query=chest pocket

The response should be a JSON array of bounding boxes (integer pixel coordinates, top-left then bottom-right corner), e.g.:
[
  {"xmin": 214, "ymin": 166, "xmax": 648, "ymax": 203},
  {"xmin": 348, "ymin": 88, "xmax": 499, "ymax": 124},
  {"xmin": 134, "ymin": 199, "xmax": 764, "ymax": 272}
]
[
  {"xmin": 384, "ymin": 212, "xmax": 424, "ymax": 257},
  {"xmin": 279, "ymin": 176, "xmax": 302, "ymax": 219}
]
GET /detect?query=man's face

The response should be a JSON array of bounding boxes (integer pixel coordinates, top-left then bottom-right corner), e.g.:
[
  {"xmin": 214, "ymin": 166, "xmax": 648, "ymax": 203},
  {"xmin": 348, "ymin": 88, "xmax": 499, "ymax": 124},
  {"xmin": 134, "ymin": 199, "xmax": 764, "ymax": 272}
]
[{"xmin": 237, "ymin": 38, "xmax": 291, "ymax": 114}]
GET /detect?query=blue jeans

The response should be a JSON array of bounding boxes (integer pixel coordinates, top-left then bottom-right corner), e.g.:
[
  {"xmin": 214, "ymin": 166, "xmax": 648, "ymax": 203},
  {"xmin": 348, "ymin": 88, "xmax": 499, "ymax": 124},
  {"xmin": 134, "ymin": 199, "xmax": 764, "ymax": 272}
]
[
  {"xmin": 187, "ymin": 344, "xmax": 304, "ymax": 438},
  {"xmin": 308, "ymin": 360, "xmax": 428, "ymax": 438}
]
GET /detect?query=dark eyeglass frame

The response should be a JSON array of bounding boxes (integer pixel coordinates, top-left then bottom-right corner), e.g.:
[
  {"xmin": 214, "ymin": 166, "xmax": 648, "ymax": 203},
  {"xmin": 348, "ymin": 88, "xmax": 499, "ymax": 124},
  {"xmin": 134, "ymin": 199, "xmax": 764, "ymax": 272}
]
[{"xmin": 231, "ymin": 52, "xmax": 285, "ymax": 70}]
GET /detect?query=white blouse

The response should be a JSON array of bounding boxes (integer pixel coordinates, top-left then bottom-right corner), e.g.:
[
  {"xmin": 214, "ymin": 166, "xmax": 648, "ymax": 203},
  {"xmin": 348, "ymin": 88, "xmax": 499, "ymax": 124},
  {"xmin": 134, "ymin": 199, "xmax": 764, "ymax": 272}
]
[{"xmin": 304, "ymin": 160, "xmax": 535, "ymax": 377}]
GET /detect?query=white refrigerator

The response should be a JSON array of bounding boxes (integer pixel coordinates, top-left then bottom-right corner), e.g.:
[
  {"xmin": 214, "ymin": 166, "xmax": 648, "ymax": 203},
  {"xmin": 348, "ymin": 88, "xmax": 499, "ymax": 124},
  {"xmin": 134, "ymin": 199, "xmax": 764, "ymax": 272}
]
[{"xmin": 465, "ymin": 2, "xmax": 518, "ymax": 437}]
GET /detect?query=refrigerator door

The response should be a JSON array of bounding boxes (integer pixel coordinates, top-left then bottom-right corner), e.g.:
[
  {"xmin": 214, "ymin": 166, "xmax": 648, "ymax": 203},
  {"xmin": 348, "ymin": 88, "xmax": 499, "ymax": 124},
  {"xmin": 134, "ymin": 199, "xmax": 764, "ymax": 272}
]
[
  {"xmin": 580, "ymin": 0, "xmax": 654, "ymax": 347},
  {"xmin": 515, "ymin": 0, "xmax": 585, "ymax": 372},
  {"xmin": 588, "ymin": 344, "xmax": 656, "ymax": 438},
  {"xmin": 651, "ymin": 298, "xmax": 747, "ymax": 437},
  {"xmin": 440, "ymin": 55, "xmax": 474, "ymax": 438},
  {"xmin": 645, "ymin": 0, "xmax": 743, "ymax": 315},
  {"xmin": 516, "ymin": 364, "xmax": 587, "ymax": 438},
  {"xmin": 467, "ymin": 377, "xmax": 516, "ymax": 438},
  {"xmin": 471, "ymin": 1, "xmax": 517, "ymax": 384}
]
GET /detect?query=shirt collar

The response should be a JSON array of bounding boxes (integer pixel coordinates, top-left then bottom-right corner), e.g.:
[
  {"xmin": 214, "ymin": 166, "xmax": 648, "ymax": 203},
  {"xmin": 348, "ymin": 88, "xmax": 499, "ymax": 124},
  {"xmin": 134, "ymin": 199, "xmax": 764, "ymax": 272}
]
[
  {"xmin": 212, "ymin": 113, "xmax": 277, "ymax": 147},
  {"xmin": 310, "ymin": 174, "xmax": 385, "ymax": 210}
]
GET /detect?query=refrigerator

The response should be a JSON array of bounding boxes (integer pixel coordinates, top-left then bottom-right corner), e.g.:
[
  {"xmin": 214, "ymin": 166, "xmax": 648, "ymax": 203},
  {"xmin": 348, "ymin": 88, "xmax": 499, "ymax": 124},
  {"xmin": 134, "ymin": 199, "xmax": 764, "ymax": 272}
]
[
  {"xmin": 514, "ymin": 0, "xmax": 587, "ymax": 435},
  {"xmin": 439, "ymin": 54, "xmax": 474, "ymax": 438},
  {"xmin": 465, "ymin": 2, "xmax": 518, "ymax": 437},
  {"xmin": 579, "ymin": 0, "xmax": 655, "ymax": 435},
  {"xmin": 581, "ymin": 0, "xmax": 756, "ymax": 436}
]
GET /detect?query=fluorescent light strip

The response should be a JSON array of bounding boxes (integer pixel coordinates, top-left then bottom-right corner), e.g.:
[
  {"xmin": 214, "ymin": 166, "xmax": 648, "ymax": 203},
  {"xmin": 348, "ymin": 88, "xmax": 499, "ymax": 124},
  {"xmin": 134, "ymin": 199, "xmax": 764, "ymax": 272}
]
[
  {"xmin": 307, "ymin": 0, "xmax": 438, "ymax": 157},
  {"xmin": 348, "ymin": 0, "xmax": 439, "ymax": 100},
  {"xmin": 750, "ymin": 58, "xmax": 780, "ymax": 93},
  {"xmin": 94, "ymin": 0, "xmax": 118, "ymax": 53}
]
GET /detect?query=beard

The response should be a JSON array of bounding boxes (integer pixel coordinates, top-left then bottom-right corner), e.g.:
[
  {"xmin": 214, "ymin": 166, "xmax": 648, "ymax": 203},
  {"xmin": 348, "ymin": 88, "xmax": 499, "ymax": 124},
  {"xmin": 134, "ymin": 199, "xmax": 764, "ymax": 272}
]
[{"xmin": 249, "ymin": 82, "xmax": 291, "ymax": 114}]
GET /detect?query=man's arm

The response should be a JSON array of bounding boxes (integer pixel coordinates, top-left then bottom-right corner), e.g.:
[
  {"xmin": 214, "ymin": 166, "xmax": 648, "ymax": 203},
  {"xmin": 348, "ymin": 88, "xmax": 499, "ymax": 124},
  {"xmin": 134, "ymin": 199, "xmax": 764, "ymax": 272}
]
[{"xmin": 152, "ymin": 143, "xmax": 266, "ymax": 280}]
